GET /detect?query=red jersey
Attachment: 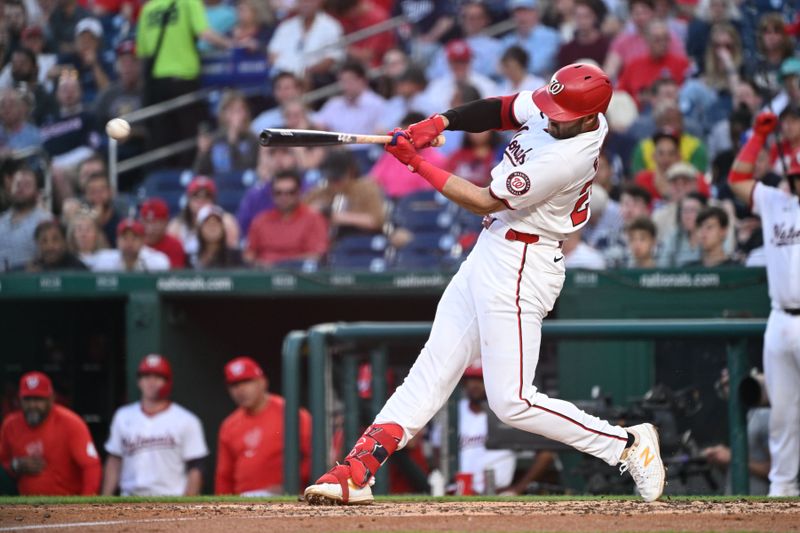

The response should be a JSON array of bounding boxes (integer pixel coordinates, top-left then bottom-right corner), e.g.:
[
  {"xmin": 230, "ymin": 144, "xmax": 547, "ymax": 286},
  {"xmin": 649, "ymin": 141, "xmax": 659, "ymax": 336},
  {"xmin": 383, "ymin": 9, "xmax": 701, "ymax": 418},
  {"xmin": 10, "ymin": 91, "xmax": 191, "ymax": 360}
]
[
  {"xmin": 215, "ymin": 394, "xmax": 312, "ymax": 495},
  {"xmin": 0, "ymin": 405, "xmax": 101, "ymax": 495},
  {"xmin": 150, "ymin": 234, "xmax": 186, "ymax": 268},
  {"xmin": 247, "ymin": 205, "xmax": 329, "ymax": 265},
  {"xmin": 617, "ymin": 53, "xmax": 690, "ymax": 107},
  {"xmin": 634, "ymin": 169, "xmax": 710, "ymax": 203},
  {"xmin": 769, "ymin": 141, "xmax": 800, "ymax": 175}
]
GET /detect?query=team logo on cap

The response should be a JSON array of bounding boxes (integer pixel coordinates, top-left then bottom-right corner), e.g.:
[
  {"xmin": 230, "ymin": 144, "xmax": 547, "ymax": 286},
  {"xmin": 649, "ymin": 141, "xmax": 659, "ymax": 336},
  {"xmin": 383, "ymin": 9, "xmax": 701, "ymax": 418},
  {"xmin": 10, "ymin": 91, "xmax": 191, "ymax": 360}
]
[
  {"xmin": 145, "ymin": 354, "xmax": 161, "ymax": 367},
  {"xmin": 506, "ymin": 172, "xmax": 531, "ymax": 196},
  {"xmin": 230, "ymin": 361, "xmax": 245, "ymax": 376},
  {"xmin": 26, "ymin": 376, "xmax": 39, "ymax": 389},
  {"xmin": 548, "ymin": 78, "xmax": 565, "ymax": 95}
]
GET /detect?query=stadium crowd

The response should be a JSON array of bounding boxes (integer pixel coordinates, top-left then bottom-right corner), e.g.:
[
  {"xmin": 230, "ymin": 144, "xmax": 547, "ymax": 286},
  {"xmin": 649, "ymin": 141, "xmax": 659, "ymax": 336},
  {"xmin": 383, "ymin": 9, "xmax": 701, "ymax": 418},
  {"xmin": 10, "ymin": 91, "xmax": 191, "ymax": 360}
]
[{"xmin": 0, "ymin": 0, "xmax": 797, "ymax": 273}]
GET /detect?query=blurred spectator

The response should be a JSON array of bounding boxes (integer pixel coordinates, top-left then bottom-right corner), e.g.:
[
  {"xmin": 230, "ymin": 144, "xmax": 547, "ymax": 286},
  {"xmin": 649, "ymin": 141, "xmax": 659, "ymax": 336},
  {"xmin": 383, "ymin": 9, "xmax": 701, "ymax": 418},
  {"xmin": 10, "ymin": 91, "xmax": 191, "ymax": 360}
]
[
  {"xmin": 41, "ymin": 74, "xmax": 102, "ymax": 204},
  {"xmin": 66, "ymin": 210, "xmax": 108, "ymax": 267},
  {"xmin": 276, "ymin": 100, "xmax": 326, "ymax": 181},
  {"xmin": 747, "ymin": 12, "xmax": 795, "ymax": 95},
  {"xmin": 1, "ymin": 48, "xmax": 58, "ymax": 126},
  {"xmin": 686, "ymin": 206, "xmax": 738, "ymax": 267},
  {"xmin": 437, "ymin": 82, "xmax": 481, "ymax": 157},
  {"xmin": 379, "ymin": 66, "xmax": 437, "ymax": 132},
  {"xmin": 3, "ymin": 0, "xmax": 29, "ymax": 62},
  {"xmin": 166, "ymin": 176, "xmax": 240, "ymax": 261},
  {"xmin": 770, "ymin": 105, "xmax": 800, "ymax": 175},
  {"xmin": 426, "ymin": 2, "xmax": 502, "ymax": 80},
  {"xmin": 583, "ymin": 186, "xmax": 623, "ymax": 250},
  {"xmin": 103, "ymin": 354, "xmax": 209, "ymax": 496},
  {"xmin": 652, "ymin": 160, "xmax": 707, "ymax": 238},
  {"xmin": 94, "ymin": 40, "xmax": 143, "ymax": 139},
  {"xmin": 603, "ymin": 0, "xmax": 685, "ymax": 82},
  {"xmin": 770, "ymin": 57, "xmax": 800, "ymax": 116},
  {"xmin": 0, "ymin": 166, "xmax": 50, "ymax": 271},
  {"xmin": 314, "ymin": 61, "xmax": 386, "ymax": 140},
  {"xmin": 0, "ymin": 26, "xmax": 58, "ymax": 90},
  {"xmin": 562, "ymin": 228, "xmax": 605, "ymax": 269},
  {"xmin": 52, "ymin": 18, "xmax": 112, "ymax": 105},
  {"xmin": 140, "ymin": 197, "xmax": 185, "ymax": 269},
  {"xmin": 627, "ymin": 78, "xmax": 698, "ymax": 142},
  {"xmin": 27, "ymin": 219, "xmax": 87, "ymax": 271},
  {"xmin": 92, "ymin": 218, "xmax": 170, "ymax": 272},
  {"xmin": 598, "ymin": 184, "xmax": 651, "ymax": 267},
  {"xmin": 497, "ymin": 46, "xmax": 544, "ymax": 95},
  {"xmin": 245, "ymin": 169, "xmax": 328, "ymax": 267},
  {"xmin": 657, "ymin": 191, "xmax": 707, "ymax": 267},
  {"xmin": 542, "ymin": 0, "xmax": 578, "ymax": 41},
  {"xmin": 0, "ymin": 87, "xmax": 42, "ymax": 152},
  {"xmin": 236, "ymin": 145, "xmax": 300, "ymax": 236},
  {"xmin": 446, "ymin": 130, "xmax": 501, "ymax": 186},
  {"xmin": 80, "ymin": 171, "xmax": 122, "ymax": 247},
  {"xmin": 250, "ymin": 72, "xmax": 304, "ymax": 134},
  {"xmin": 631, "ymin": 107, "xmax": 709, "ymax": 176},
  {"xmin": 329, "ymin": 0, "xmax": 394, "ymax": 68},
  {"xmin": 198, "ymin": 0, "xmax": 237, "ymax": 54},
  {"xmin": 422, "ymin": 40, "xmax": 497, "ymax": 113},
  {"xmin": 229, "ymin": 0, "xmax": 275, "ymax": 52},
  {"xmin": 707, "ymin": 80, "xmax": 762, "ymax": 161},
  {"xmin": 501, "ymin": 0, "xmax": 561, "ymax": 78},
  {"xmin": 617, "ymin": 20, "xmax": 690, "ymax": 107},
  {"xmin": 267, "ymin": 0, "xmax": 344, "ymax": 86},
  {"xmin": 305, "ymin": 149, "xmax": 385, "ymax": 239},
  {"xmin": 194, "ymin": 204, "xmax": 243, "ymax": 269},
  {"xmin": 370, "ymin": 113, "xmax": 446, "ymax": 199},
  {"xmin": 194, "ymin": 90, "xmax": 259, "ymax": 175},
  {"xmin": 686, "ymin": 0, "xmax": 741, "ymax": 75},
  {"xmin": 635, "ymin": 130, "xmax": 682, "ymax": 201},
  {"xmin": 137, "ymin": 0, "xmax": 231, "ymax": 165},
  {"xmin": 0, "ymin": 371, "xmax": 101, "ymax": 495},
  {"xmin": 625, "ymin": 216, "xmax": 657, "ymax": 268},
  {"xmin": 679, "ymin": 23, "xmax": 743, "ymax": 135},
  {"xmin": 49, "ymin": 0, "xmax": 91, "ymax": 55},
  {"xmin": 556, "ymin": 0, "xmax": 610, "ymax": 68},
  {"xmin": 392, "ymin": 0, "xmax": 455, "ymax": 64},
  {"xmin": 215, "ymin": 356, "xmax": 312, "ymax": 495}
]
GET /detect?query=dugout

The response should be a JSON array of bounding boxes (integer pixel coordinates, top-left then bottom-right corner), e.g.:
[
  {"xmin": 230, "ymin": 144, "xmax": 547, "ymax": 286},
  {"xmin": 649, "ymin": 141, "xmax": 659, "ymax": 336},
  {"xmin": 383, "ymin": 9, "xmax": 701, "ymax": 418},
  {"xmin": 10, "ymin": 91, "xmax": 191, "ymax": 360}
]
[{"xmin": 0, "ymin": 267, "xmax": 769, "ymax": 494}]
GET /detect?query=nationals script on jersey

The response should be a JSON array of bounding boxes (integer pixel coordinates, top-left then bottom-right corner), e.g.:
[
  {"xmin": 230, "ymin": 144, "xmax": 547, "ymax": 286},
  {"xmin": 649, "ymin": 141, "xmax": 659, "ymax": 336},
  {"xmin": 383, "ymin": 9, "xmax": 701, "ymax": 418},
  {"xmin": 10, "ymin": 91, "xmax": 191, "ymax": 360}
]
[
  {"xmin": 752, "ymin": 182, "xmax": 800, "ymax": 309},
  {"xmin": 489, "ymin": 91, "xmax": 608, "ymax": 240}
]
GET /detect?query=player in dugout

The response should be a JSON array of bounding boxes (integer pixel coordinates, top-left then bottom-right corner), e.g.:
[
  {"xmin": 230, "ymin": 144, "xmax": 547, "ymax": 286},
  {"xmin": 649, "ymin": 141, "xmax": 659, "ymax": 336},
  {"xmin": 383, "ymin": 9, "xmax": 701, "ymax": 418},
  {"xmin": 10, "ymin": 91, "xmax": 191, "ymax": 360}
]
[
  {"xmin": 304, "ymin": 63, "xmax": 666, "ymax": 505},
  {"xmin": 0, "ymin": 371, "xmax": 101, "ymax": 495}
]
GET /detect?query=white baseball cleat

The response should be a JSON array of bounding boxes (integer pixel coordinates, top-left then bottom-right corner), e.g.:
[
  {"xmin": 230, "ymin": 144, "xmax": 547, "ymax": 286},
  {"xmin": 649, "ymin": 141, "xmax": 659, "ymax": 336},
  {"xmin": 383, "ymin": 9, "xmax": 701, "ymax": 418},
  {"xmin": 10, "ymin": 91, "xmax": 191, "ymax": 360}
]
[
  {"xmin": 304, "ymin": 464, "xmax": 375, "ymax": 505},
  {"xmin": 619, "ymin": 423, "xmax": 666, "ymax": 502}
]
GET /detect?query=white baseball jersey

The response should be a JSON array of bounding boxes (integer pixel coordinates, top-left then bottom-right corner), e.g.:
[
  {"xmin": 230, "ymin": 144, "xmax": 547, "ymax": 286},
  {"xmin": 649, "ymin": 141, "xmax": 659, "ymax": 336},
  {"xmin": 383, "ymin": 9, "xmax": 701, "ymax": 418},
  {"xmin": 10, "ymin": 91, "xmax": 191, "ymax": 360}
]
[
  {"xmin": 456, "ymin": 400, "xmax": 516, "ymax": 494},
  {"xmin": 489, "ymin": 91, "xmax": 608, "ymax": 240},
  {"xmin": 105, "ymin": 402, "xmax": 208, "ymax": 496},
  {"xmin": 752, "ymin": 182, "xmax": 800, "ymax": 309}
]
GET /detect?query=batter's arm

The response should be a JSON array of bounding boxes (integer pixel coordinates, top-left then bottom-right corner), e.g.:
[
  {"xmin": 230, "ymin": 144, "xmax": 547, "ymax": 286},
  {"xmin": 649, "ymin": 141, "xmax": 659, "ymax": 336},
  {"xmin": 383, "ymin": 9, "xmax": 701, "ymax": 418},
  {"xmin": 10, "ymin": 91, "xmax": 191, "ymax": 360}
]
[{"xmin": 728, "ymin": 112, "xmax": 778, "ymax": 205}]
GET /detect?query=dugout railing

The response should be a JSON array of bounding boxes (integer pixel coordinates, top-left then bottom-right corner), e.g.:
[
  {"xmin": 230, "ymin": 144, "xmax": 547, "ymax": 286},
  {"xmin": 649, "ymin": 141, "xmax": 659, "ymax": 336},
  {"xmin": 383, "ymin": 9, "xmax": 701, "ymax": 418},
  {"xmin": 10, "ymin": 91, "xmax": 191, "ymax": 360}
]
[{"xmin": 281, "ymin": 319, "xmax": 767, "ymax": 497}]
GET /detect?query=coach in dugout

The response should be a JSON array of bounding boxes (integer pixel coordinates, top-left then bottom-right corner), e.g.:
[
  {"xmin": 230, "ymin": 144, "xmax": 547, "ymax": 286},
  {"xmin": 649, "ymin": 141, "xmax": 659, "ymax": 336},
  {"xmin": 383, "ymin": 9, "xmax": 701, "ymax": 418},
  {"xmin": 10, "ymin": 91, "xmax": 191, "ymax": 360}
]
[
  {"xmin": 102, "ymin": 354, "xmax": 209, "ymax": 496},
  {"xmin": 215, "ymin": 356, "xmax": 312, "ymax": 495},
  {"xmin": 0, "ymin": 371, "xmax": 101, "ymax": 495}
]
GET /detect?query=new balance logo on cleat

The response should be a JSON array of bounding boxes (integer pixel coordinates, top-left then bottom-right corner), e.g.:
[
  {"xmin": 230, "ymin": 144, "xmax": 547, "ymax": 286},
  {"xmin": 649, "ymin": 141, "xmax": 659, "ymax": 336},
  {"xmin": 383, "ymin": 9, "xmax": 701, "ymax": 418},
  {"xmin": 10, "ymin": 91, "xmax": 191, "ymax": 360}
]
[{"xmin": 619, "ymin": 423, "xmax": 666, "ymax": 502}]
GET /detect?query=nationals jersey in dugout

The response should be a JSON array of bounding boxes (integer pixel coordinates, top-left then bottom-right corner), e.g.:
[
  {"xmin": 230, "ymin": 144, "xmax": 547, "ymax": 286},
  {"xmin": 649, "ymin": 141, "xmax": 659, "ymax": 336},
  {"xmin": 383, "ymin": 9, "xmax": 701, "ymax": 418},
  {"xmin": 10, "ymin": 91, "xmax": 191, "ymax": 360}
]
[
  {"xmin": 0, "ymin": 405, "xmax": 101, "ymax": 495},
  {"xmin": 105, "ymin": 402, "xmax": 208, "ymax": 496},
  {"xmin": 489, "ymin": 91, "xmax": 608, "ymax": 240},
  {"xmin": 455, "ymin": 400, "xmax": 516, "ymax": 494}
]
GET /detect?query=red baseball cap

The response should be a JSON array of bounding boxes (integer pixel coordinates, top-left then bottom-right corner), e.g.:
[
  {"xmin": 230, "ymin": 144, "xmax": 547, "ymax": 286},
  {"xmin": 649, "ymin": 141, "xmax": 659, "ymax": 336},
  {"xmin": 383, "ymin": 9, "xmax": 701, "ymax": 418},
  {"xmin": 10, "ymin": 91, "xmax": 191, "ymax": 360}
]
[
  {"xmin": 463, "ymin": 365, "xmax": 483, "ymax": 379},
  {"xmin": 115, "ymin": 39, "xmax": 136, "ymax": 57},
  {"xmin": 137, "ymin": 354, "xmax": 173, "ymax": 380},
  {"xmin": 19, "ymin": 371, "xmax": 53, "ymax": 398},
  {"xmin": 140, "ymin": 198, "xmax": 169, "ymax": 221},
  {"xmin": 187, "ymin": 176, "xmax": 217, "ymax": 197},
  {"xmin": 446, "ymin": 40, "xmax": 472, "ymax": 63},
  {"xmin": 117, "ymin": 218, "xmax": 145, "ymax": 236},
  {"xmin": 224, "ymin": 356, "xmax": 264, "ymax": 385}
]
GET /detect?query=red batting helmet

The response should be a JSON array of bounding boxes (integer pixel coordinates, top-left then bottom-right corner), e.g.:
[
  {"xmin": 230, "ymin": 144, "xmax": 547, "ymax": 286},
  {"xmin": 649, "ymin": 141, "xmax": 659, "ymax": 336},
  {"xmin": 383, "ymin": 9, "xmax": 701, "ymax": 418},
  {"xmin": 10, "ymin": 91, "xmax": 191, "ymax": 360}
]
[
  {"xmin": 137, "ymin": 354, "xmax": 173, "ymax": 399},
  {"xmin": 533, "ymin": 63, "xmax": 612, "ymax": 121}
]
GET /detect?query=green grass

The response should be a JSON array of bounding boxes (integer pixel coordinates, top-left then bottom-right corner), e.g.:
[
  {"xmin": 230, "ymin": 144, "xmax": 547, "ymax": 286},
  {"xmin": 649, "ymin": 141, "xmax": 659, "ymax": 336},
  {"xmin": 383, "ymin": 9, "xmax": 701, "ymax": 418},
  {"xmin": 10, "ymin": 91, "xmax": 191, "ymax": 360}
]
[{"xmin": 0, "ymin": 494, "xmax": 797, "ymax": 505}]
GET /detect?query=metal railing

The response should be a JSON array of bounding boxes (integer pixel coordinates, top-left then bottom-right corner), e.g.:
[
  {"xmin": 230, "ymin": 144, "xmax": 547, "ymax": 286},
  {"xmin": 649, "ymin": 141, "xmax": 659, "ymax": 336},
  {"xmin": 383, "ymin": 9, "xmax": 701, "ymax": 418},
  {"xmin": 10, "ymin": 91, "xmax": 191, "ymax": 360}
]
[{"xmin": 282, "ymin": 319, "xmax": 767, "ymax": 496}]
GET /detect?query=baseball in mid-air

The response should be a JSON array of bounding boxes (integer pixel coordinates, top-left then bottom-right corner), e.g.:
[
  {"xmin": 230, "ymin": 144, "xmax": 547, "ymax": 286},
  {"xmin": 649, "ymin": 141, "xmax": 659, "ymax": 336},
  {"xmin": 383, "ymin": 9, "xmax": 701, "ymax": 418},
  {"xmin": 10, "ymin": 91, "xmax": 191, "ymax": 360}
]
[{"xmin": 105, "ymin": 118, "xmax": 131, "ymax": 141}]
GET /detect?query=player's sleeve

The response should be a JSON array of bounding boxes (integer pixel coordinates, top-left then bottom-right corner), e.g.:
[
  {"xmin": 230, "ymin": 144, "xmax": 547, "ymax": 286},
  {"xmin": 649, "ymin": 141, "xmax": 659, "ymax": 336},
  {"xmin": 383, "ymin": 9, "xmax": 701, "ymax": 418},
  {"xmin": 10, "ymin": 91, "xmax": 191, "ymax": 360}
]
[
  {"xmin": 182, "ymin": 413, "xmax": 209, "ymax": 461},
  {"xmin": 510, "ymin": 91, "xmax": 540, "ymax": 125},
  {"xmin": 67, "ymin": 415, "xmax": 102, "ymax": 495},
  {"xmin": 489, "ymin": 151, "xmax": 572, "ymax": 210},
  {"xmin": 299, "ymin": 408, "xmax": 313, "ymax": 487},
  {"xmin": 214, "ymin": 422, "xmax": 234, "ymax": 495},
  {"xmin": 104, "ymin": 410, "xmax": 123, "ymax": 456}
]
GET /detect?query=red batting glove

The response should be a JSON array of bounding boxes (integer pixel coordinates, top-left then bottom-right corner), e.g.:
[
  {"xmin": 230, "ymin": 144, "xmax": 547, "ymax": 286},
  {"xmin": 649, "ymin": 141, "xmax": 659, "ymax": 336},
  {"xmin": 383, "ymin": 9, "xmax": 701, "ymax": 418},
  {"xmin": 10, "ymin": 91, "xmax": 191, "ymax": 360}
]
[
  {"xmin": 386, "ymin": 129, "xmax": 423, "ymax": 170},
  {"xmin": 406, "ymin": 115, "xmax": 445, "ymax": 148},
  {"xmin": 753, "ymin": 111, "xmax": 778, "ymax": 138}
]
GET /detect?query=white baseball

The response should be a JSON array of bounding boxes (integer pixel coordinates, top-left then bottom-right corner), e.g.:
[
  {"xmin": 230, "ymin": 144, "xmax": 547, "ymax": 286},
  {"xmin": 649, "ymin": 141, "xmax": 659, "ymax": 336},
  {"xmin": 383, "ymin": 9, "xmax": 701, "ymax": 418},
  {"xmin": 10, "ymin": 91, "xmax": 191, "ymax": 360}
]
[{"xmin": 106, "ymin": 118, "xmax": 131, "ymax": 141}]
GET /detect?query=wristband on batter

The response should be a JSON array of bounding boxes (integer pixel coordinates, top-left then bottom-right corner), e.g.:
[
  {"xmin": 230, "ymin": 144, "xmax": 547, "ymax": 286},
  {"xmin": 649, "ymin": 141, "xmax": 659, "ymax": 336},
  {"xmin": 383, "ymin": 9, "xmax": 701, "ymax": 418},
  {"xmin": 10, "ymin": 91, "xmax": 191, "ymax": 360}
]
[
  {"xmin": 415, "ymin": 159, "xmax": 451, "ymax": 192},
  {"xmin": 728, "ymin": 132, "xmax": 766, "ymax": 183}
]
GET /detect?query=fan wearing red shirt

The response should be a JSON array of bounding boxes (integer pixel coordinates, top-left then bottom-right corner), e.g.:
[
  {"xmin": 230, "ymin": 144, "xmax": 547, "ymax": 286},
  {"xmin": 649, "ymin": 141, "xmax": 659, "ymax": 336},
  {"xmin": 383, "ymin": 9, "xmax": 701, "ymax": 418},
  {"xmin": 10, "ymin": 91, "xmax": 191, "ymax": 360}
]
[
  {"xmin": 244, "ymin": 170, "xmax": 329, "ymax": 267},
  {"xmin": 215, "ymin": 357, "xmax": 312, "ymax": 496},
  {"xmin": 635, "ymin": 130, "xmax": 710, "ymax": 203},
  {"xmin": 617, "ymin": 20, "xmax": 689, "ymax": 107},
  {"xmin": 140, "ymin": 197, "xmax": 186, "ymax": 268},
  {"xmin": 0, "ymin": 372, "xmax": 101, "ymax": 495}
]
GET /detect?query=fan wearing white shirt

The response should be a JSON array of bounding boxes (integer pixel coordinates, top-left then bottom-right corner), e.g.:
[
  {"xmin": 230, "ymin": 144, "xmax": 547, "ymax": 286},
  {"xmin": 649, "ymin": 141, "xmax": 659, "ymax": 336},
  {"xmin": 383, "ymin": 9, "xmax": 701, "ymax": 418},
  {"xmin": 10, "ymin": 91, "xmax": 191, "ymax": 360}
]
[
  {"xmin": 91, "ymin": 219, "xmax": 170, "ymax": 272},
  {"xmin": 422, "ymin": 40, "xmax": 498, "ymax": 113},
  {"xmin": 497, "ymin": 46, "xmax": 545, "ymax": 95}
]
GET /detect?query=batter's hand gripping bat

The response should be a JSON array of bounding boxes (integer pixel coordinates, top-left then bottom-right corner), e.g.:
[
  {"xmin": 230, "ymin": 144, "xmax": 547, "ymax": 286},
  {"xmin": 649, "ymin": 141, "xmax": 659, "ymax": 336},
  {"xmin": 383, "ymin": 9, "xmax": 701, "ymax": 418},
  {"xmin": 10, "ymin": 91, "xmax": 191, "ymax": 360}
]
[{"xmin": 259, "ymin": 128, "xmax": 445, "ymax": 148}]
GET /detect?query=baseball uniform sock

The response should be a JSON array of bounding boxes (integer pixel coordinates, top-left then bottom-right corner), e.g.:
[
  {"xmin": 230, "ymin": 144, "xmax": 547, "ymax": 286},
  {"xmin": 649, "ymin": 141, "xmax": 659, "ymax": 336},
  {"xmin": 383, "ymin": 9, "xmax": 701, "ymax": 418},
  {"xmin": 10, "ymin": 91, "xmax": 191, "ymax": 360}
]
[{"xmin": 343, "ymin": 423, "xmax": 403, "ymax": 487}]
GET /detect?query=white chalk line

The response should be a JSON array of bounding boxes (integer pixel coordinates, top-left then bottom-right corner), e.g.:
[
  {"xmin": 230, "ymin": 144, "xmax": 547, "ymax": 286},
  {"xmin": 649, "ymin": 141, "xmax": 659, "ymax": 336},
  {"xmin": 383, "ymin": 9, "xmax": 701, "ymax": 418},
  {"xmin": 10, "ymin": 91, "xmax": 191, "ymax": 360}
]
[{"xmin": 0, "ymin": 516, "xmax": 201, "ymax": 531}]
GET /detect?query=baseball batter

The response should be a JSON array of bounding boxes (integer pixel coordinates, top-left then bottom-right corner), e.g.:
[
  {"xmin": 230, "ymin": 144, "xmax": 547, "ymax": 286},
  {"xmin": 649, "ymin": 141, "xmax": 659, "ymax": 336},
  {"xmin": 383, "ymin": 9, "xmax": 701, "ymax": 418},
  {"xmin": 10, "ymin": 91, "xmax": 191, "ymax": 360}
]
[
  {"xmin": 728, "ymin": 111, "xmax": 800, "ymax": 497},
  {"xmin": 305, "ymin": 64, "xmax": 665, "ymax": 505}
]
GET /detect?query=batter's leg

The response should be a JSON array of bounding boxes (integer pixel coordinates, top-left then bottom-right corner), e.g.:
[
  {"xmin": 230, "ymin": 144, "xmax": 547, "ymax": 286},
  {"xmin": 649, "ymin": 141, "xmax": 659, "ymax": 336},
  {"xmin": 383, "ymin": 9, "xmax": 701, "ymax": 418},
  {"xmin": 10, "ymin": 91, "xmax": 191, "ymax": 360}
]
[{"xmin": 764, "ymin": 310, "xmax": 800, "ymax": 497}]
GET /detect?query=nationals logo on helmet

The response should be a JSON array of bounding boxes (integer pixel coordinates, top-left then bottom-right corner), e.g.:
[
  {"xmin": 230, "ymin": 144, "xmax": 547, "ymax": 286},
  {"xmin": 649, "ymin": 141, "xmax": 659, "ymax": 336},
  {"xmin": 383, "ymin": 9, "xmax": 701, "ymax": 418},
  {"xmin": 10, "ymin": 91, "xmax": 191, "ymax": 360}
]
[
  {"xmin": 506, "ymin": 172, "xmax": 531, "ymax": 196},
  {"xmin": 548, "ymin": 78, "xmax": 565, "ymax": 95}
]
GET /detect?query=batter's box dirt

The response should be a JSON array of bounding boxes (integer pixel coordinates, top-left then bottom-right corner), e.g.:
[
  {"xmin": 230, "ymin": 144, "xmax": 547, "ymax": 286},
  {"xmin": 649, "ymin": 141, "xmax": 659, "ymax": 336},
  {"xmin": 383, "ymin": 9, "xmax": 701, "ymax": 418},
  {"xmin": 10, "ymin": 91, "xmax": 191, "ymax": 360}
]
[{"xmin": 1, "ymin": 499, "xmax": 799, "ymax": 532}]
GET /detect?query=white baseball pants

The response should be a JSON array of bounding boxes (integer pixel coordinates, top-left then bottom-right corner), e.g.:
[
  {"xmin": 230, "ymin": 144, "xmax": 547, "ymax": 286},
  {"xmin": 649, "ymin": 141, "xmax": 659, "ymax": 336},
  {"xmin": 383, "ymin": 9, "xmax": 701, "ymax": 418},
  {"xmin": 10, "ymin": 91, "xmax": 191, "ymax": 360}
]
[
  {"xmin": 764, "ymin": 309, "xmax": 800, "ymax": 496},
  {"xmin": 376, "ymin": 224, "xmax": 628, "ymax": 466}
]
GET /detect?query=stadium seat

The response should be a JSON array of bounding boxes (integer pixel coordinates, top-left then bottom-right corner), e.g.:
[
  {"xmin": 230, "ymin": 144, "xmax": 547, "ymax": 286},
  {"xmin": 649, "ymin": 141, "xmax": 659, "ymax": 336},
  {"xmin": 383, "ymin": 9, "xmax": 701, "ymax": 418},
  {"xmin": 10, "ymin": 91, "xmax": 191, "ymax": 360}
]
[
  {"xmin": 327, "ymin": 234, "xmax": 388, "ymax": 272},
  {"xmin": 217, "ymin": 190, "xmax": 245, "ymax": 214},
  {"xmin": 390, "ymin": 231, "xmax": 457, "ymax": 270}
]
